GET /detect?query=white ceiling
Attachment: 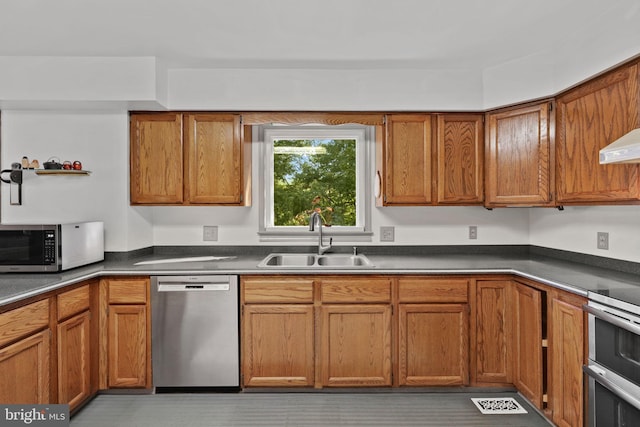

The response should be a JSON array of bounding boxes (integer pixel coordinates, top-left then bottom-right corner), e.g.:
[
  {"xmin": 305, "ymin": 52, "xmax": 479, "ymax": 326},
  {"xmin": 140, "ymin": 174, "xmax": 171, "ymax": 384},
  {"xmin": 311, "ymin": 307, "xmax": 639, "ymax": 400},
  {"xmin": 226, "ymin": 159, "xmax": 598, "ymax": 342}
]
[{"xmin": 1, "ymin": 0, "xmax": 639, "ymax": 71}]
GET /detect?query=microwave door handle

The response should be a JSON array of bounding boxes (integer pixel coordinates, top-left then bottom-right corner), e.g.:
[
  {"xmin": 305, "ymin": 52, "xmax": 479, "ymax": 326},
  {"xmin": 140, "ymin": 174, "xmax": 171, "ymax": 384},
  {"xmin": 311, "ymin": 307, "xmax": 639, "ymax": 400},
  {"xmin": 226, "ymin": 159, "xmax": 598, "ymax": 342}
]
[
  {"xmin": 584, "ymin": 365, "xmax": 640, "ymax": 411},
  {"xmin": 583, "ymin": 304, "xmax": 640, "ymax": 336}
]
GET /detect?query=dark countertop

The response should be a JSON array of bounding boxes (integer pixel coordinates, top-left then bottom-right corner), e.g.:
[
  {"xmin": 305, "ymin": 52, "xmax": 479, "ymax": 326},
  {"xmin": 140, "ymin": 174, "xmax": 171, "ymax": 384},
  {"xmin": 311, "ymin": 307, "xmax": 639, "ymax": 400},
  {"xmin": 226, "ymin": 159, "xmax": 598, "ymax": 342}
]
[{"xmin": 1, "ymin": 246, "xmax": 640, "ymax": 309}]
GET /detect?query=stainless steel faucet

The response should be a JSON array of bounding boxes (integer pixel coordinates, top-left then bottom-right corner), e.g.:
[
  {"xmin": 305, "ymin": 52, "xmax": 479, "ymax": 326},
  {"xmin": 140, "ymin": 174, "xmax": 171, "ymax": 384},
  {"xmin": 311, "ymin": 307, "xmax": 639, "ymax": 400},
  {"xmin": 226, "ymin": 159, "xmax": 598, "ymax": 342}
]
[{"xmin": 309, "ymin": 211, "xmax": 332, "ymax": 255}]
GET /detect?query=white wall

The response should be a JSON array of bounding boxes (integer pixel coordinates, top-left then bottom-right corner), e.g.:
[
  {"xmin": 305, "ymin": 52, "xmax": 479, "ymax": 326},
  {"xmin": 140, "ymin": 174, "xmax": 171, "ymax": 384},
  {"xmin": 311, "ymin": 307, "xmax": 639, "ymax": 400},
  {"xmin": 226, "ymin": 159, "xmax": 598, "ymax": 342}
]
[
  {"xmin": 529, "ymin": 206, "xmax": 640, "ymax": 263},
  {"xmin": 0, "ymin": 110, "xmax": 153, "ymax": 252}
]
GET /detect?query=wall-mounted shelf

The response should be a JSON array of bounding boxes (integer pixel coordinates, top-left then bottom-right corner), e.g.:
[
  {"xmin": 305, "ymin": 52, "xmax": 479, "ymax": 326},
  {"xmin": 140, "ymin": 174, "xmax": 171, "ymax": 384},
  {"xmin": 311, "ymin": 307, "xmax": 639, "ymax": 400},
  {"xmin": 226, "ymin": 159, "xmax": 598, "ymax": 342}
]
[{"xmin": 34, "ymin": 169, "xmax": 91, "ymax": 175}]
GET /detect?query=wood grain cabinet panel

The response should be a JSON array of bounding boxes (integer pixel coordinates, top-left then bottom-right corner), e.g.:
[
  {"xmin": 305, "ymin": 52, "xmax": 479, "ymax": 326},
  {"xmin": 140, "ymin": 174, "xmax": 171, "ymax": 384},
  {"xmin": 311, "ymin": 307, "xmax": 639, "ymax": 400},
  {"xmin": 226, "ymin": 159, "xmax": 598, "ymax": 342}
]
[
  {"xmin": 57, "ymin": 285, "xmax": 90, "ymax": 321},
  {"xmin": 0, "ymin": 299, "xmax": 49, "ymax": 347},
  {"xmin": 320, "ymin": 304, "xmax": 392, "ymax": 387},
  {"xmin": 130, "ymin": 113, "xmax": 184, "ymax": 204},
  {"xmin": 556, "ymin": 62, "xmax": 640, "ymax": 203},
  {"xmin": 473, "ymin": 280, "xmax": 513, "ymax": 385},
  {"xmin": 436, "ymin": 114, "xmax": 484, "ymax": 204},
  {"xmin": 382, "ymin": 114, "xmax": 433, "ymax": 205},
  {"xmin": 242, "ymin": 277, "xmax": 314, "ymax": 304},
  {"xmin": 485, "ymin": 102, "xmax": 554, "ymax": 207},
  {"xmin": 58, "ymin": 311, "xmax": 91, "ymax": 410},
  {"xmin": 513, "ymin": 282, "xmax": 544, "ymax": 409},
  {"xmin": 0, "ymin": 330, "xmax": 50, "ymax": 404},
  {"xmin": 185, "ymin": 113, "xmax": 244, "ymax": 204},
  {"xmin": 320, "ymin": 278, "xmax": 391, "ymax": 303},
  {"xmin": 398, "ymin": 303, "xmax": 469, "ymax": 386},
  {"xmin": 107, "ymin": 304, "xmax": 147, "ymax": 388},
  {"xmin": 550, "ymin": 292, "xmax": 586, "ymax": 427},
  {"xmin": 242, "ymin": 304, "xmax": 315, "ymax": 387}
]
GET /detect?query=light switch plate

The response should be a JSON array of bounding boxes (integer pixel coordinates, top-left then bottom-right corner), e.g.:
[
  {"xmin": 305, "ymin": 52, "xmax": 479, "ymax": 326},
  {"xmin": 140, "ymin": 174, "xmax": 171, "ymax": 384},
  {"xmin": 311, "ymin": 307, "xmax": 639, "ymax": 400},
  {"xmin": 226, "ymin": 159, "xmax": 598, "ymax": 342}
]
[
  {"xmin": 203, "ymin": 226, "xmax": 218, "ymax": 241},
  {"xmin": 380, "ymin": 226, "xmax": 395, "ymax": 242}
]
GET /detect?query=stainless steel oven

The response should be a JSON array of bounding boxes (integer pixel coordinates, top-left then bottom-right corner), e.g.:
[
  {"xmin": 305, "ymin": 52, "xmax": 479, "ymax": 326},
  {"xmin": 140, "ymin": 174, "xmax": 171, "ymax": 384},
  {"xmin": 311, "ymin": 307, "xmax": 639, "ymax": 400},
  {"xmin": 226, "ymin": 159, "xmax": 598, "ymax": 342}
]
[{"xmin": 584, "ymin": 297, "xmax": 640, "ymax": 427}]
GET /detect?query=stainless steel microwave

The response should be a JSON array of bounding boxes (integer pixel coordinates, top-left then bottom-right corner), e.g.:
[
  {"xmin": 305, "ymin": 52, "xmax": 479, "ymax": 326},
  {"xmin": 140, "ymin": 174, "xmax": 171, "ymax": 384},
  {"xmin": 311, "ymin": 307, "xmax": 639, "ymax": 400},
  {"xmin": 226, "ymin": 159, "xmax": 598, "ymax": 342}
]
[{"xmin": 0, "ymin": 221, "xmax": 104, "ymax": 273}]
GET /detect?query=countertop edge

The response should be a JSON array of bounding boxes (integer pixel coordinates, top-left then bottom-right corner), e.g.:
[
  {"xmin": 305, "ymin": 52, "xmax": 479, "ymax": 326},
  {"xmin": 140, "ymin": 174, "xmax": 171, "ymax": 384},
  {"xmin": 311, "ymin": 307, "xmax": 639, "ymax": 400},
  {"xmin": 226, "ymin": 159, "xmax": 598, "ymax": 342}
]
[{"xmin": 0, "ymin": 265, "xmax": 590, "ymax": 308}]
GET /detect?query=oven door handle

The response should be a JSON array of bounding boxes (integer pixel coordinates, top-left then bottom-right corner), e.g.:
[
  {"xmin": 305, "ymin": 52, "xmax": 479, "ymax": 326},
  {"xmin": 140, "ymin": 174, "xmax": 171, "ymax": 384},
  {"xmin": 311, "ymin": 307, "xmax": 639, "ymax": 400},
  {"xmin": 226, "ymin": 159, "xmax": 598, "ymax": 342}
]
[
  {"xmin": 584, "ymin": 304, "xmax": 640, "ymax": 336},
  {"xmin": 584, "ymin": 364, "xmax": 640, "ymax": 411}
]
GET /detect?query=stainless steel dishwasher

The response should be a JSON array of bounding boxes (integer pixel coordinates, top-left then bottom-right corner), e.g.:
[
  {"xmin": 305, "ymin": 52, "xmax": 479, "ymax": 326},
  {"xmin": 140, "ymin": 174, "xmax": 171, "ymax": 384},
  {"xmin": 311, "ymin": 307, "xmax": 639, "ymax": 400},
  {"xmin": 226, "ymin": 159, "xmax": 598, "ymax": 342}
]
[{"xmin": 151, "ymin": 275, "xmax": 239, "ymax": 389}]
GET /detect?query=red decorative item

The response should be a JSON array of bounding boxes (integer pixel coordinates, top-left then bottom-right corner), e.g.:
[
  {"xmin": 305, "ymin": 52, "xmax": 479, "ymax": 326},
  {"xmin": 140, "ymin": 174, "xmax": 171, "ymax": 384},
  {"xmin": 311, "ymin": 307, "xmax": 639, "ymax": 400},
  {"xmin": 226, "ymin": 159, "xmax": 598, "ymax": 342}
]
[{"xmin": 72, "ymin": 161, "xmax": 82, "ymax": 170}]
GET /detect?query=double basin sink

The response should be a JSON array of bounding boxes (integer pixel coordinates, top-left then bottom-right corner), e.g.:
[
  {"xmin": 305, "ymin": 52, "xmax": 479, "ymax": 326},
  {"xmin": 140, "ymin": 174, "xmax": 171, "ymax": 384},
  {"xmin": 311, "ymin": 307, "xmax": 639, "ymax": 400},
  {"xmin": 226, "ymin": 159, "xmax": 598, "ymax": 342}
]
[{"xmin": 258, "ymin": 253, "xmax": 373, "ymax": 269}]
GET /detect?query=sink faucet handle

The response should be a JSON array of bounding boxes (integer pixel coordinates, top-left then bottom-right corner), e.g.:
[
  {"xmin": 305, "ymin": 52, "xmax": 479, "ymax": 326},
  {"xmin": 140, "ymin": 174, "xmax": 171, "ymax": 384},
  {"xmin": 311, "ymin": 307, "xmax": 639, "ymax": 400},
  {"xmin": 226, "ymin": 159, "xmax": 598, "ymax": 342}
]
[{"xmin": 353, "ymin": 246, "xmax": 357, "ymax": 256}]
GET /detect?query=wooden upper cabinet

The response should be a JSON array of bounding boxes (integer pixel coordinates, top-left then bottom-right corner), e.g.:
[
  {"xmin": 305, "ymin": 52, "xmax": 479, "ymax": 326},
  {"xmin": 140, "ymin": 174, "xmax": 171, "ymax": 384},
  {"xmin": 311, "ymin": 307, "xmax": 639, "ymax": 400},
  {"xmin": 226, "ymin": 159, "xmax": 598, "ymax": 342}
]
[
  {"xmin": 130, "ymin": 113, "xmax": 184, "ymax": 204},
  {"xmin": 184, "ymin": 113, "xmax": 246, "ymax": 204},
  {"xmin": 436, "ymin": 114, "xmax": 484, "ymax": 204},
  {"xmin": 485, "ymin": 102, "xmax": 554, "ymax": 207},
  {"xmin": 381, "ymin": 114, "xmax": 432, "ymax": 205},
  {"xmin": 556, "ymin": 62, "xmax": 640, "ymax": 203},
  {"xmin": 130, "ymin": 112, "xmax": 250, "ymax": 206}
]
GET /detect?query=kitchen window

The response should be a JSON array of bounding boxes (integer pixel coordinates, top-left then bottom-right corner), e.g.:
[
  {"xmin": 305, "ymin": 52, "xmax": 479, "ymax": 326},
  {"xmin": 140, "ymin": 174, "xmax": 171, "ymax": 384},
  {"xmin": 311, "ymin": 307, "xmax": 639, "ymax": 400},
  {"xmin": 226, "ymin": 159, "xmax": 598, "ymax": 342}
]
[{"xmin": 258, "ymin": 125, "xmax": 372, "ymax": 241}]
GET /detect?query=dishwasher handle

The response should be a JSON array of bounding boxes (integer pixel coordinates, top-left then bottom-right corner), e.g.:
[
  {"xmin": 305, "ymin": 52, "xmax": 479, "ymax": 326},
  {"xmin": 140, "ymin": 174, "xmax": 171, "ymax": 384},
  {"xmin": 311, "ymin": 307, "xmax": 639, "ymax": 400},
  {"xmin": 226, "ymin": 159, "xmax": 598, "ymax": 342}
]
[{"xmin": 157, "ymin": 283, "xmax": 230, "ymax": 292}]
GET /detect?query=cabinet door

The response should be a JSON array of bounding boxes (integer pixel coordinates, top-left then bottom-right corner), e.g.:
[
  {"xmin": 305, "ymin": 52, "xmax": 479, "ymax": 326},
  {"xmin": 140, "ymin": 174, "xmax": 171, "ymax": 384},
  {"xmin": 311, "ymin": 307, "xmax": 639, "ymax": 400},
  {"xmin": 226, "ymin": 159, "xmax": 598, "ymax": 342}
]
[
  {"xmin": 473, "ymin": 280, "xmax": 513, "ymax": 385},
  {"xmin": 130, "ymin": 113, "xmax": 183, "ymax": 204},
  {"xmin": 58, "ymin": 311, "xmax": 91, "ymax": 410},
  {"xmin": 184, "ymin": 113, "xmax": 244, "ymax": 205},
  {"xmin": 486, "ymin": 103, "xmax": 553, "ymax": 206},
  {"xmin": 0, "ymin": 330, "xmax": 50, "ymax": 404},
  {"xmin": 513, "ymin": 283, "xmax": 544, "ymax": 409},
  {"xmin": 242, "ymin": 304, "xmax": 314, "ymax": 387},
  {"xmin": 320, "ymin": 304, "xmax": 392, "ymax": 387},
  {"xmin": 108, "ymin": 304, "xmax": 147, "ymax": 388},
  {"xmin": 398, "ymin": 303, "xmax": 469, "ymax": 386},
  {"xmin": 383, "ymin": 114, "xmax": 432, "ymax": 205},
  {"xmin": 436, "ymin": 114, "xmax": 484, "ymax": 204},
  {"xmin": 557, "ymin": 62, "xmax": 640, "ymax": 203},
  {"xmin": 550, "ymin": 293, "xmax": 585, "ymax": 427}
]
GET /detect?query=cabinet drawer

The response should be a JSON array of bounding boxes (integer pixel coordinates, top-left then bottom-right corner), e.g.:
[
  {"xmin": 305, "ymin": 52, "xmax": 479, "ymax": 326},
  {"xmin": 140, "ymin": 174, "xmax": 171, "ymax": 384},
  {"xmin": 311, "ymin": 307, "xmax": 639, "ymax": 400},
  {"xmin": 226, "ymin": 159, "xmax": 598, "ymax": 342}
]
[
  {"xmin": 321, "ymin": 278, "xmax": 391, "ymax": 303},
  {"xmin": 398, "ymin": 278, "xmax": 468, "ymax": 303},
  {"xmin": 243, "ymin": 278, "xmax": 314, "ymax": 303},
  {"xmin": 108, "ymin": 279, "xmax": 148, "ymax": 304},
  {"xmin": 0, "ymin": 299, "xmax": 50, "ymax": 347},
  {"xmin": 57, "ymin": 285, "xmax": 90, "ymax": 321}
]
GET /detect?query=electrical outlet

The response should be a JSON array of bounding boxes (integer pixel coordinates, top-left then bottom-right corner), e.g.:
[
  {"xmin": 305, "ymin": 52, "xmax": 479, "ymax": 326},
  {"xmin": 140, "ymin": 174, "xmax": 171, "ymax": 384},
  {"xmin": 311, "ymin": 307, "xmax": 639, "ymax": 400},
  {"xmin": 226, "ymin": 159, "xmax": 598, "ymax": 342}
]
[
  {"xmin": 469, "ymin": 225, "xmax": 478, "ymax": 240},
  {"xmin": 203, "ymin": 226, "xmax": 218, "ymax": 241},
  {"xmin": 380, "ymin": 226, "xmax": 395, "ymax": 242},
  {"xmin": 597, "ymin": 232, "xmax": 609, "ymax": 250}
]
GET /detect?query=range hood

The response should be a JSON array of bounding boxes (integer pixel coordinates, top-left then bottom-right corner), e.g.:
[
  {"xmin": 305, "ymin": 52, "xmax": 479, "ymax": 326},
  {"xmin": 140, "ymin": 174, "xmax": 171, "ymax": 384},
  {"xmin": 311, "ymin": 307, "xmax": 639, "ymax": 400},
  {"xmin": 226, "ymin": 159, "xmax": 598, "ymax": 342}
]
[{"xmin": 599, "ymin": 129, "xmax": 640, "ymax": 164}]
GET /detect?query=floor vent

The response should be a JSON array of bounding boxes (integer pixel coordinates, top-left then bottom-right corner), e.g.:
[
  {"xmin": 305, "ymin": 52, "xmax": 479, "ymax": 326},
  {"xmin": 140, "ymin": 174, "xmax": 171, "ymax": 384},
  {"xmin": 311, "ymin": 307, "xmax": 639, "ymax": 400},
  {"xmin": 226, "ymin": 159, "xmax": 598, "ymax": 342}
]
[{"xmin": 471, "ymin": 397, "xmax": 528, "ymax": 414}]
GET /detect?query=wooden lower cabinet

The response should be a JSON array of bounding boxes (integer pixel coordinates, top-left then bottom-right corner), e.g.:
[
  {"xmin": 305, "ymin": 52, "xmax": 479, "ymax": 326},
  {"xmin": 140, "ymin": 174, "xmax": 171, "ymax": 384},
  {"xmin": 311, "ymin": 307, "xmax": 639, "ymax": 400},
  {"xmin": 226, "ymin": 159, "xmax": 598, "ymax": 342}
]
[
  {"xmin": 472, "ymin": 280, "xmax": 513, "ymax": 385},
  {"xmin": 242, "ymin": 304, "xmax": 314, "ymax": 387},
  {"xmin": 241, "ymin": 276, "xmax": 315, "ymax": 387},
  {"xmin": 398, "ymin": 303, "xmax": 468, "ymax": 385},
  {"xmin": 0, "ymin": 330, "xmax": 50, "ymax": 403},
  {"xmin": 513, "ymin": 282, "xmax": 544, "ymax": 409},
  {"xmin": 100, "ymin": 277, "xmax": 151, "ymax": 389},
  {"xmin": 397, "ymin": 277, "xmax": 470, "ymax": 386},
  {"xmin": 549, "ymin": 291, "xmax": 586, "ymax": 427},
  {"xmin": 57, "ymin": 311, "xmax": 91, "ymax": 410},
  {"xmin": 320, "ymin": 304, "xmax": 392, "ymax": 387},
  {"xmin": 0, "ymin": 298, "xmax": 51, "ymax": 404},
  {"xmin": 107, "ymin": 304, "xmax": 148, "ymax": 388}
]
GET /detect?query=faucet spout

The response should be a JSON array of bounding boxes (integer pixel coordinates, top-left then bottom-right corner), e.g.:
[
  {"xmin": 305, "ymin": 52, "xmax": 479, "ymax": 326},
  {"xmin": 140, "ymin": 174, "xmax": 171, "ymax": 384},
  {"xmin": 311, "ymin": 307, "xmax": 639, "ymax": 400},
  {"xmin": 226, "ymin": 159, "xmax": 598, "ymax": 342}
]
[{"xmin": 309, "ymin": 212, "xmax": 332, "ymax": 255}]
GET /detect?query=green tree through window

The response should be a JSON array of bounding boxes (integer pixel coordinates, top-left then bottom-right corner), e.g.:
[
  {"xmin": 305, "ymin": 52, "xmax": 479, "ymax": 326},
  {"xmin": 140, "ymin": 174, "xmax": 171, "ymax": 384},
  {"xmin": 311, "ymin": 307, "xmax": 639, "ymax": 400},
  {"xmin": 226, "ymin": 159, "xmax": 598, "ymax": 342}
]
[{"xmin": 273, "ymin": 138, "xmax": 356, "ymax": 226}]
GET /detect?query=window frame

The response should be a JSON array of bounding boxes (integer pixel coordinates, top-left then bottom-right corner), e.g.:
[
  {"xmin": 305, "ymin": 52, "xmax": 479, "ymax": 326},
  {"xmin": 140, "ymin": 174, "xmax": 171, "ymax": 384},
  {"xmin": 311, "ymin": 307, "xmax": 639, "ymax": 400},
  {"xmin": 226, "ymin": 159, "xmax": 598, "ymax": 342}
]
[{"xmin": 257, "ymin": 124, "xmax": 373, "ymax": 241}]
